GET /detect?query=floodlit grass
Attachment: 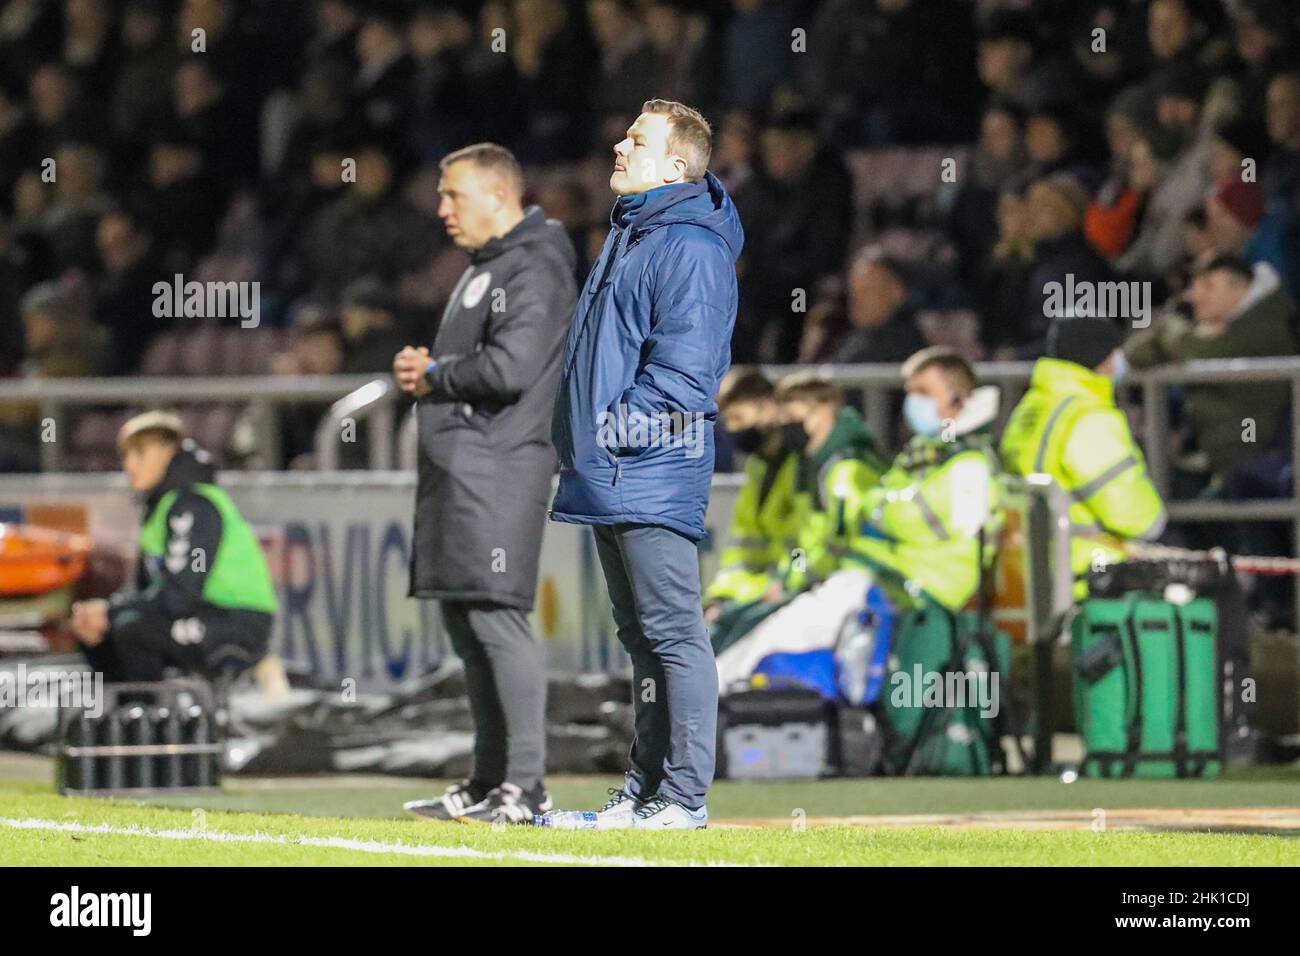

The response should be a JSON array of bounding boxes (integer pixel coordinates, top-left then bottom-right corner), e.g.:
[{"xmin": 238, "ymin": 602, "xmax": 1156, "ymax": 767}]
[{"xmin": 1, "ymin": 779, "xmax": 1297, "ymax": 867}]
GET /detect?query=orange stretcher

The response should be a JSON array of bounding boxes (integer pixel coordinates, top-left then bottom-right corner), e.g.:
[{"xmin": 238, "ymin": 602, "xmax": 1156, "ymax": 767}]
[{"xmin": 0, "ymin": 523, "xmax": 93, "ymax": 598}]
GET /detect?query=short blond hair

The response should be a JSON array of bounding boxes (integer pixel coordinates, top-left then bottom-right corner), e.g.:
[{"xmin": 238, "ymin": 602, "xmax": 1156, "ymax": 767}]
[
  {"xmin": 642, "ymin": 98, "xmax": 712, "ymax": 181},
  {"xmin": 774, "ymin": 371, "xmax": 842, "ymax": 406}
]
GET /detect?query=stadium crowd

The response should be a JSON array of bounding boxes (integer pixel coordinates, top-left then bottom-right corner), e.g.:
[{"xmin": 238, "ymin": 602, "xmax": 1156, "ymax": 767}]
[{"xmin": 0, "ymin": 0, "xmax": 1297, "ymax": 527}]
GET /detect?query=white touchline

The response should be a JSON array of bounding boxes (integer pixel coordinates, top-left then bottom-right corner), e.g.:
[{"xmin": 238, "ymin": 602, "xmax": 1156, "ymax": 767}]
[{"xmin": 0, "ymin": 817, "xmax": 748, "ymax": 868}]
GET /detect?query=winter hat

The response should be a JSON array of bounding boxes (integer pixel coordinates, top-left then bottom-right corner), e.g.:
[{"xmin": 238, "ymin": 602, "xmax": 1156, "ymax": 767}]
[
  {"xmin": 1213, "ymin": 178, "xmax": 1266, "ymax": 231},
  {"xmin": 1047, "ymin": 317, "xmax": 1123, "ymax": 371}
]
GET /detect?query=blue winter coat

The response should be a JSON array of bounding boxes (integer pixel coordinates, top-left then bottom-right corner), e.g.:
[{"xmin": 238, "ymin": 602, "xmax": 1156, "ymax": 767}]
[{"xmin": 550, "ymin": 171, "xmax": 744, "ymax": 541}]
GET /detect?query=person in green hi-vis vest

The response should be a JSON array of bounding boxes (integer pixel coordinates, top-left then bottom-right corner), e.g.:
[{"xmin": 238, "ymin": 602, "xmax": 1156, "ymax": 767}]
[{"xmin": 69, "ymin": 411, "xmax": 276, "ymax": 682}]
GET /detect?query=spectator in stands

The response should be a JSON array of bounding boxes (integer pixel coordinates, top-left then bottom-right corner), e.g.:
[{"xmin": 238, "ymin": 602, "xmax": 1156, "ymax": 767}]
[
  {"xmin": 1262, "ymin": 70, "xmax": 1300, "ymax": 300},
  {"xmin": 338, "ymin": 276, "xmax": 409, "ymax": 374},
  {"xmin": 1126, "ymin": 254, "xmax": 1298, "ymax": 490},
  {"xmin": 1024, "ymin": 103, "xmax": 1094, "ymax": 188},
  {"xmin": 308, "ymin": 0, "xmax": 361, "ymax": 70},
  {"xmin": 710, "ymin": 109, "xmax": 757, "ymax": 195},
  {"xmin": 736, "ymin": 107, "xmax": 852, "ymax": 362},
  {"xmin": 1225, "ymin": 0, "xmax": 1297, "ymax": 120},
  {"xmin": 63, "ymin": 0, "xmax": 118, "ymax": 99},
  {"xmin": 801, "ymin": 0, "xmax": 978, "ymax": 146},
  {"xmin": 588, "ymin": 0, "xmax": 658, "ymax": 120},
  {"xmin": 299, "ymin": 144, "xmax": 437, "ymax": 299},
  {"xmin": 28, "ymin": 62, "xmax": 106, "ymax": 156},
  {"xmin": 979, "ymin": 185, "xmax": 1035, "ymax": 354},
  {"xmin": 0, "ymin": 282, "xmax": 108, "ymax": 470},
  {"xmin": 350, "ymin": 1, "xmax": 414, "ymax": 154},
  {"xmin": 951, "ymin": 100, "xmax": 1027, "ymax": 297},
  {"xmin": 43, "ymin": 140, "xmax": 112, "ymax": 274},
  {"xmin": 1144, "ymin": 0, "xmax": 1210, "ymax": 75},
  {"xmin": 407, "ymin": 3, "xmax": 476, "ymax": 164},
  {"xmin": 718, "ymin": 0, "xmax": 798, "ymax": 114},
  {"xmin": 112, "ymin": 0, "xmax": 178, "ymax": 152},
  {"xmin": 1086, "ymin": 95, "xmax": 1155, "ymax": 262},
  {"xmin": 1127, "ymin": 253, "xmax": 1299, "ymax": 625},
  {"xmin": 975, "ymin": 8, "xmax": 1072, "ymax": 111},
  {"xmin": 1206, "ymin": 177, "xmax": 1267, "ymax": 258},
  {"xmin": 1019, "ymin": 173, "xmax": 1116, "ymax": 355},
  {"xmin": 138, "ymin": 127, "xmax": 230, "ymax": 274},
  {"xmin": 1002, "ymin": 316, "xmax": 1166, "ymax": 589},
  {"xmin": 506, "ymin": 0, "xmax": 594, "ymax": 162},
  {"xmin": 814, "ymin": 251, "xmax": 927, "ymax": 365},
  {"xmin": 644, "ymin": 0, "xmax": 717, "ymax": 108},
  {"xmin": 0, "ymin": 0, "xmax": 61, "ymax": 85},
  {"xmin": 94, "ymin": 207, "xmax": 165, "ymax": 375},
  {"xmin": 1117, "ymin": 66, "xmax": 1214, "ymax": 280}
]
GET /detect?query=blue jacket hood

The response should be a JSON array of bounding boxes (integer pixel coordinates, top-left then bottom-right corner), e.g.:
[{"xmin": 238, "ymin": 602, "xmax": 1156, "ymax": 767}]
[{"xmin": 612, "ymin": 171, "xmax": 744, "ymax": 261}]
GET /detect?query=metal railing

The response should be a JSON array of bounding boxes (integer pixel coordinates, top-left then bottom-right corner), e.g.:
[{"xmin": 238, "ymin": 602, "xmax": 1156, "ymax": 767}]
[
  {"xmin": 0, "ymin": 374, "xmax": 381, "ymax": 471},
  {"xmin": 6, "ymin": 358, "xmax": 1300, "ymax": 548}
]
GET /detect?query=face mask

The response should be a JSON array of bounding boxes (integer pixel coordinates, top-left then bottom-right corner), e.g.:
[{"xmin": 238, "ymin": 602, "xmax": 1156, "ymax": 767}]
[
  {"xmin": 731, "ymin": 426, "xmax": 765, "ymax": 455},
  {"xmin": 780, "ymin": 421, "xmax": 809, "ymax": 452},
  {"xmin": 904, "ymin": 393, "xmax": 944, "ymax": 437},
  {"xmin": 1111, "ymin": 350, "xmax": 1130, "ymax": 385}
]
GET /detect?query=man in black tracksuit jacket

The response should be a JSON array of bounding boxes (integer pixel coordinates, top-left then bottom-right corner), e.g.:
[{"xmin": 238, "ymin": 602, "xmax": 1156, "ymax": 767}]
[{"xmin": 394, "ymin": 143, "xmax": 577, "ymax": 824}]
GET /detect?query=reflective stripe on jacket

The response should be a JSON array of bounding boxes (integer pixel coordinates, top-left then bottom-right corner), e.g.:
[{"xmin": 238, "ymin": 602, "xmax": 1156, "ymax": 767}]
[{"xmin": 1000, "ymin": 357, "xmax": 1165, "ymax": 579}]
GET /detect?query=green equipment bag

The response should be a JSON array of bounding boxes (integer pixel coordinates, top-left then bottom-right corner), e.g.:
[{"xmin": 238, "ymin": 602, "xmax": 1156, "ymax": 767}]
[
  {"xmin": 1071, "ymin": 595, "xmax": 1221, "ymax": 778},
  {"xmin": 879, "ymin": 598, "xmax": 1012, "ymax": 776}
]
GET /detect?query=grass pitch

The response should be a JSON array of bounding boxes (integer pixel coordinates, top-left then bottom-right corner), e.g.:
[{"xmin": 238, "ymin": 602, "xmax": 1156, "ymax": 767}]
[{"xmin": 1, "ymin": 759, "xmax": 1298, "ymax": 867}]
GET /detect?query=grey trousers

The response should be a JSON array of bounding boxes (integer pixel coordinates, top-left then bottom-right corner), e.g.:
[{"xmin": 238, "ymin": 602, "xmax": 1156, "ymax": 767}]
[
  {"xmin": 441, "ymin": 600, "xmax": 546, "ymax": 791},
  {"xmin": 593, "ymin": 523, "xmax": 717, "ymax": 809}
]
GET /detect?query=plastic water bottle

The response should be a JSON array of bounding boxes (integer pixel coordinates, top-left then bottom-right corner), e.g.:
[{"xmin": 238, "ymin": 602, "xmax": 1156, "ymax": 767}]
[{"xmin": 836, "ymin": 611, "xmax": 877, "ymax": 706}]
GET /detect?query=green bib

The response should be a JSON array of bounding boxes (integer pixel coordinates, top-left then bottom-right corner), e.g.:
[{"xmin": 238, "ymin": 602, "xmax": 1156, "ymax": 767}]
[{"xmin": 140, "ymin": 484, "xmax": 278, "ymax": 614}]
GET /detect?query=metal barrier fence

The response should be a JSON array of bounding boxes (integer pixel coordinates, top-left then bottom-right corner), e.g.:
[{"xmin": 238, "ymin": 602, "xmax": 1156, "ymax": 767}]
[{"xmin": 5, "ymin": 358, "xmax": 1299, "ymax": 595}]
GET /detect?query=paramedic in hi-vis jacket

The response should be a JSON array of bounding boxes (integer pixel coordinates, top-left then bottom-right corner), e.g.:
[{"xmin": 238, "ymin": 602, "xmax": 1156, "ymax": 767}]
[
  {"xmin": 703, "ymin": 368, "xmax": 800, "ymax": 617},
  {"xmin": 716, "ymin": 348, "xmax": 1002, "ymax": 689},
  {"xmin": 1000, "ymin": 316, "xmax": 1166, "ymax": 587}
]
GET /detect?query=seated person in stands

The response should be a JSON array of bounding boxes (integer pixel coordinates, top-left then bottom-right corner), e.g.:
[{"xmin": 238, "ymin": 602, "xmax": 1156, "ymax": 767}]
[
  {"xmin": 1001, "ymin": 317, "xmax": 1165, "ymax": 588},
  {"xmin": 716, "ymin": 348, "xmax": 1001, "ymax": 690},
  {"xmin": 710, "ymin": 372, "xmax": 888, "ymax": 657},
  {"xmin": 69, "ymin": 412, "xmax": 277, "ymax": 682},
  {"xmin": 1125, "ymin": 255, "xmax": 1297, "ymax": 496},
  {"xmin": 704, "ymin": 368, "xmax": 801, "ymax": 622}
]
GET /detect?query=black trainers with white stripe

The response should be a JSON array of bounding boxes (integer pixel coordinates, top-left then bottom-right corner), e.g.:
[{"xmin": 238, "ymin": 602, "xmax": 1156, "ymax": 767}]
[
  {"xmin": 457, "ymin": 782, "xmax": 553, "ymax": 825},
  {"xmin": 403, "ymin": 780, "xmax": 490, "ymax": 822}
]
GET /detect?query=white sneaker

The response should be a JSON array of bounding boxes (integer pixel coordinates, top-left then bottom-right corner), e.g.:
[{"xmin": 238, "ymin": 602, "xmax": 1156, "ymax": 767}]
[
  {"xmin": 631, "ymin": 795, "xmax": 708, "ymax": 830},
  {"xmin": 534, "ymin": 788, "xmax": 640, "ymax": 829}
]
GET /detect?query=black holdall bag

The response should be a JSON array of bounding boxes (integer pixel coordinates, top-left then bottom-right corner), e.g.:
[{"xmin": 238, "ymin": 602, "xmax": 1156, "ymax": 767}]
[{"xmin": 716, "ymin": 685, "xmax": 833, "ymax": 780}]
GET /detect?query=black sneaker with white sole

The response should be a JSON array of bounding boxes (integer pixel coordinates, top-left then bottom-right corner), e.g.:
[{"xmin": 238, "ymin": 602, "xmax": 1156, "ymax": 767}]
[
  {"xmin": 457, "ymin": 782, "xmax": 553, "ymax": 825},
  {"xmin": 403, "ymin": 779, "xmax": 491, "ymax": 822}
]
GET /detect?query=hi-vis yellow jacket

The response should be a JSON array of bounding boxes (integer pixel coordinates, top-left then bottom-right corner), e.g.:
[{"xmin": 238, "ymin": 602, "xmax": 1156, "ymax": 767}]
[
  {"xmin": 1000, "ymin": 357, "xmax": 1166, "ymax": 579},
  {"xmin": 779, "ymin": 407, "xmax": 888, "ymax": 594},
  {"xmin": 705, "ymin": 450, "xmax": 800, "ymax": 604},
  {"xmin": 845, "ymin": 414, "xmax": 1002, "ymax": 612}
]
